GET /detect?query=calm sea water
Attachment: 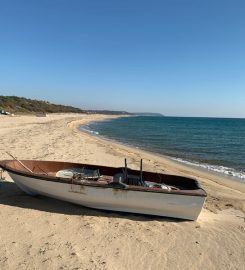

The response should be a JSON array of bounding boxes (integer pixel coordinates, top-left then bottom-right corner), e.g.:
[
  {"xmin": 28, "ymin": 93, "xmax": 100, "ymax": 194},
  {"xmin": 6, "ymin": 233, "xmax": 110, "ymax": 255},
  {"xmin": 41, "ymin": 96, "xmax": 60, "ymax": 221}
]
[{"xmin": 80, "ymin": 116, "xmax": 245, "ymax": 182}]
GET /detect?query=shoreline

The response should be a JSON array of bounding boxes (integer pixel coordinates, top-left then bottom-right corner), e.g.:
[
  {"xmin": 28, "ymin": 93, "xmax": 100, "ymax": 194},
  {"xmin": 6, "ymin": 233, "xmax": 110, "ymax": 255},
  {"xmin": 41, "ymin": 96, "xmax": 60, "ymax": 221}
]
[
  {"xmin": 76, "ymin": 118, "xmax": 245, "ymax": 194},
  {"xmin": 68, "ymin": 115, "xmax": 245, "ymax": 214},
  {"xmin": 79, "ymin": 116, "xmax": 245, "ymax": 183},
  {"xmin": 0, "ymin": 113, "xmax": 244, "ymax": 270}
]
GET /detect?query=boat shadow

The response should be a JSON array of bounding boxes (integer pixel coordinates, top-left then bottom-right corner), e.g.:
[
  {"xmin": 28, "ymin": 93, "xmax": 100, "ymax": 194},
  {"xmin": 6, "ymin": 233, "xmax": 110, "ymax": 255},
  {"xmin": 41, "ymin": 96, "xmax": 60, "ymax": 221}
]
[{"xmin": 0, "ymin": 181, "xmax": 186, "ymax": 223}]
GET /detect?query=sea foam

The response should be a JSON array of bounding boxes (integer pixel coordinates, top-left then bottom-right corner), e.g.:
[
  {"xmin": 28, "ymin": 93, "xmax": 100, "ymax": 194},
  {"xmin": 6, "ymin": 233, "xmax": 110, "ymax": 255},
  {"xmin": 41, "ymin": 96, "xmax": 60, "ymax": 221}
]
[{"xmin": 171, "ymin": 157, "xmax": 245, "ymax": 181}]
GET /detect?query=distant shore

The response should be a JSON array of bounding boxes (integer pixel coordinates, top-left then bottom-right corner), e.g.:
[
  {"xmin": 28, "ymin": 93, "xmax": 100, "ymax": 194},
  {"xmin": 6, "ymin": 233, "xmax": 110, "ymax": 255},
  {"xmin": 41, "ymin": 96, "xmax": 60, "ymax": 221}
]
[{"xmin": 0, "ymin": 113, "xmax": 244, "ymax": 270}]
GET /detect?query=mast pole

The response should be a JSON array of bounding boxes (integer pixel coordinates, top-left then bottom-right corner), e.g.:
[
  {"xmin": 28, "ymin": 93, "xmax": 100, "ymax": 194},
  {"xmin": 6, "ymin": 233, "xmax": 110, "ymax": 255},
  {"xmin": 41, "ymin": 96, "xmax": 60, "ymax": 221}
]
[
  {"xmin": 140, "ymin": 159, "xmax": 143, "ymax": 185},
  {"xmin": 124, "ymin": 158, "xmax": 128, "ymax": 181}
]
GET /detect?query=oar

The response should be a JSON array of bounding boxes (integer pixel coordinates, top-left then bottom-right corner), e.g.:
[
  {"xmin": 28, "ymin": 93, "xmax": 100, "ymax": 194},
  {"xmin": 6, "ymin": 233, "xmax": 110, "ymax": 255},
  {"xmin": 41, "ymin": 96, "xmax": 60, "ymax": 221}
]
[{"xmin": 6, "ymin": 152, "xmax": 34, "ymax": 173}]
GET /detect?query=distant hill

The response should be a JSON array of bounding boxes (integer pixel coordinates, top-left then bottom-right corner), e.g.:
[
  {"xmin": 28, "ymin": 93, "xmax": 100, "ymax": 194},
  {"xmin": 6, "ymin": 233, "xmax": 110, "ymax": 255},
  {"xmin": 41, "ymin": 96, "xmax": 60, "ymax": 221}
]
[
  {"xmin": 0, "ymin": 95, "xmax": 132, "ymax": 115},
  {"xmin": 0, "ymin": 96, "xmax": 85, "ymax": 114},
  {"xmin": 133, "ymin": 112, "xmax": 164, "ymax": 117},
  {"xmin": 86, "ymin": 110, "xmax": 131, "ymax": 115}
]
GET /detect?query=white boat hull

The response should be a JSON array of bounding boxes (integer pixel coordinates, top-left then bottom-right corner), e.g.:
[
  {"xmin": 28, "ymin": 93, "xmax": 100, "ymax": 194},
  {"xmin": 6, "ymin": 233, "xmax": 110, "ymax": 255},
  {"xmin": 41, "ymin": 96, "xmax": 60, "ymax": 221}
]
[{"xmin": 8, "ymin": 172, "xmax": 206, "ymax": 220}]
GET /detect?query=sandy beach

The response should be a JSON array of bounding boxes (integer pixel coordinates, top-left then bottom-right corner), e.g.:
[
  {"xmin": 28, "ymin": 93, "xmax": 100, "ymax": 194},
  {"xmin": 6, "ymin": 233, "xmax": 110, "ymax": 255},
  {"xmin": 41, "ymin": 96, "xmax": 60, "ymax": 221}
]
[{"xmin": 0, "ymin": 113, "xmax": 244, "ymax": 270}]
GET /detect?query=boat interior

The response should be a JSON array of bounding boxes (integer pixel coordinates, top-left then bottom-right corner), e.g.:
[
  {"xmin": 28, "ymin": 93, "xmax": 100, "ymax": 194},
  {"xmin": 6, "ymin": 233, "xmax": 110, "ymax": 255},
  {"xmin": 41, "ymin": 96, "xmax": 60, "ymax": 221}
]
[{"xmin": 0, "ymin": 159, "xmax": 207, "ymax": 195}]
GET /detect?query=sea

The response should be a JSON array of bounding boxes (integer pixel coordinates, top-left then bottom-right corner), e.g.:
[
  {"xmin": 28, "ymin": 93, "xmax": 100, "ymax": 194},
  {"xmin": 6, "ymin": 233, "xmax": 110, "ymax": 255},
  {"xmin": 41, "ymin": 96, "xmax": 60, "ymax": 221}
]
[{"xmin": 80, "ymin": 116, "xmax": 245, "ymax": 183}]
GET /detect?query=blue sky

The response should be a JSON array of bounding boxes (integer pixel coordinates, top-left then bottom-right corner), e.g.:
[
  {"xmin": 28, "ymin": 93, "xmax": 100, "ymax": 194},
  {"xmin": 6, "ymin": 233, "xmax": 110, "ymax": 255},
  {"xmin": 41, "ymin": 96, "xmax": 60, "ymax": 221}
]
[{"xmin": 0, "ymin": 0, "xmax": 244, "ymax": 117}]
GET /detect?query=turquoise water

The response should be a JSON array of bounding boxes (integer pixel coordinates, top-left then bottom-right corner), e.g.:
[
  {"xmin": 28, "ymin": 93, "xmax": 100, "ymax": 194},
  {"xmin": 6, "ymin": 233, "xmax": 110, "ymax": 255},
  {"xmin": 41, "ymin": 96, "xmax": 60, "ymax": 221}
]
[{"xmin": 80, "ymin": 116, "xmax": 245, "ymax": 181}]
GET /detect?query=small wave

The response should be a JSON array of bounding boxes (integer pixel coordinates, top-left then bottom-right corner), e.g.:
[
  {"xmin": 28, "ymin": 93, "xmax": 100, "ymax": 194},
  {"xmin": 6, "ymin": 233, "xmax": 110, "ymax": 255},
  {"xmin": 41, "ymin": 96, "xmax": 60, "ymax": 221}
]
[
  {"xmin": 80, "ymin": 127, "xmax": 99, "ymax": 135},
  {"xmin": 171, "ymin": 157, "xmax": 245, "ymax": 181}
]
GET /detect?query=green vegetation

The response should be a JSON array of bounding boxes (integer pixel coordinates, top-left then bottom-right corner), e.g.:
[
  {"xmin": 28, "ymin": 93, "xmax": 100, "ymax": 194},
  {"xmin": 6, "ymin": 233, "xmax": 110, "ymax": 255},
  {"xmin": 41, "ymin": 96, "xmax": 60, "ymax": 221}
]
[
  {"xmin": 0, "ymin": 96, "xmax": 84, "ymax": 114},
  {"xmin": 0, "ymin": 95, "xmax": 132, "ymax": 115}
]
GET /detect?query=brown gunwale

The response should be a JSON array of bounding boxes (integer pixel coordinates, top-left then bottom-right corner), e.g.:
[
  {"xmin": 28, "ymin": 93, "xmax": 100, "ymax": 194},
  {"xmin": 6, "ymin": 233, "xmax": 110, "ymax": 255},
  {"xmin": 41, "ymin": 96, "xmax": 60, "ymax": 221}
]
[{"xmin": 0, "ymin": 160, "xmax": 207, "ymax": 197}]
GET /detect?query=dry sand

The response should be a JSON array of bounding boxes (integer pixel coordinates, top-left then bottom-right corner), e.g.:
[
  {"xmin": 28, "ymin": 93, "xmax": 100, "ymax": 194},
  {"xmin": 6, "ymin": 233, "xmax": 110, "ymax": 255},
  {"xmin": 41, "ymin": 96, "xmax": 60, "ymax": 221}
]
[{"xmin": 0, "ymin": 113, "xmax": 244, "ymax": 270}]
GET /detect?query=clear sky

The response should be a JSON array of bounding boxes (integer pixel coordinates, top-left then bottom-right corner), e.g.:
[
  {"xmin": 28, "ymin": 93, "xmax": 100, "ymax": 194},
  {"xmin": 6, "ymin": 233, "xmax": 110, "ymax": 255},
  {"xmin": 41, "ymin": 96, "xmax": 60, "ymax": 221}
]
[{"xmin": 0, "ymin": 0, "xmax": 245, "ymax": 117}]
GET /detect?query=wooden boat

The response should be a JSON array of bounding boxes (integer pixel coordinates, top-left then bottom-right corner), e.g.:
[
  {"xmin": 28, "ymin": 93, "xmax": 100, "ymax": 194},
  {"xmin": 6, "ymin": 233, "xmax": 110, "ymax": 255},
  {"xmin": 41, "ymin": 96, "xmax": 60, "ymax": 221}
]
[{"xmin": 0, "ymin": 159, "xmax": 207, "ymax": 220}]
